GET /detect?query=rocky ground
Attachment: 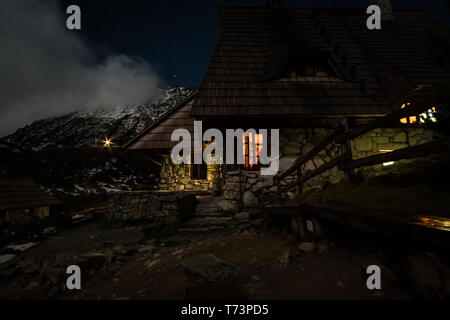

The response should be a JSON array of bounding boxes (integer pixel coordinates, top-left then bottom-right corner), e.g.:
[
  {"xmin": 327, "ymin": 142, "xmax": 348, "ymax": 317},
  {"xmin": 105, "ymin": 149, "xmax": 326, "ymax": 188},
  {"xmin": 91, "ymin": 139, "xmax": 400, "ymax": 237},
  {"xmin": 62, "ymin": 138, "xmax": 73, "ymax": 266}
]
[{"xmin": 1, "ymin": 217, "xmax": 447, "ymax": 300}]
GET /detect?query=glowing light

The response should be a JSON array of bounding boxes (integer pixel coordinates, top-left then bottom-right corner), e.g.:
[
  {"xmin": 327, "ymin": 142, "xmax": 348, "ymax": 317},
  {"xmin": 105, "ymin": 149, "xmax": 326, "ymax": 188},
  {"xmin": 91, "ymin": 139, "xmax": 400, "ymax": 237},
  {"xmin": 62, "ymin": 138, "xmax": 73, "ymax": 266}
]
[
  {"xmin": 102, "ymin": 138, "xmax": 113, "ymax": 148},
  {"xmin": 400, "ymin": 103, "xmax": 437, "ymax": 124},
  {"xmin": 379, "ymin": 149, "xmax": 394, "ymax": 166}
]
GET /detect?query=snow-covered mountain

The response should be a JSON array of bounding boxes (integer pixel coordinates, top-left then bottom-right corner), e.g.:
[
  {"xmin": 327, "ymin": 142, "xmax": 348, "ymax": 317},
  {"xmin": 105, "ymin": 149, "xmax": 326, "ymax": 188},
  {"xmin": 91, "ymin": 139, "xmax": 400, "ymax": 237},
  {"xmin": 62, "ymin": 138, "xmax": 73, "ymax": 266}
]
[{"xmin": 3, "ymin": 87, "xmax": 196, "ymax": 151}]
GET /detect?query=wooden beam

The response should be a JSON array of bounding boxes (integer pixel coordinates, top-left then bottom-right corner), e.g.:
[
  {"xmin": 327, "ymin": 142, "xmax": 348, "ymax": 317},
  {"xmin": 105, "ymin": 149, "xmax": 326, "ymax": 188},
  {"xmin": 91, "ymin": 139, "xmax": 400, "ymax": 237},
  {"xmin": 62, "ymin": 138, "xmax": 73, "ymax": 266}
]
[
  {"xmin": 339, "ymin": 138, "xmax": 450, "ymax": 171},
  {"xmin": 282, "ymin": 154, "xmax": 348, "ymax": 191},
  {"xmin": 276, "ymin": 121, "xmax": 345, "ymax": 182},
  {"xmin": 334, "ymin": 101, "xmax": 435, "ymax": 144}
]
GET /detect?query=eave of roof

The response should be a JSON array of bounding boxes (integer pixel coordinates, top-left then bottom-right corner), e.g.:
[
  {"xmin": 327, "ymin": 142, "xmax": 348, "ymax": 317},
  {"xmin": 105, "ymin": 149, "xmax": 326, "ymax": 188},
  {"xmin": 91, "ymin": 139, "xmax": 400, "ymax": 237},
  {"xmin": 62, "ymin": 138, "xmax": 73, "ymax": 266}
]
[{"xmin": 123, "ymin": 90, "xmax": 198, "ymax": 151}]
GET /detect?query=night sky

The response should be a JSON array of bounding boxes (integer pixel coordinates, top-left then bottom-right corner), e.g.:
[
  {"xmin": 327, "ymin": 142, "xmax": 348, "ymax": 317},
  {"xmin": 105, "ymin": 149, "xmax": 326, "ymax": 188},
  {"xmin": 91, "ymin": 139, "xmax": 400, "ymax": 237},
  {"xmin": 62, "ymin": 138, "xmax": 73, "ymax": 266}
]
[
  {"xmin": 61, "ymin": 0, "xmax": 450, "ymax": 87},
  {"xmin": 0, "ymin": 0, "xmax": 448, "ymax": 136}
]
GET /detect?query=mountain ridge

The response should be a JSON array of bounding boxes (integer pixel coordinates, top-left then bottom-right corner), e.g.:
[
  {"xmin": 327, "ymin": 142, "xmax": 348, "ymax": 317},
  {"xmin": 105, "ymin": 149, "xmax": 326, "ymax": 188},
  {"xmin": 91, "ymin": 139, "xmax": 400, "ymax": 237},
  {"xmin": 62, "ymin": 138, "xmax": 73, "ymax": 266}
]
[{"xmin": 3, "ymin": 87, "xmax": 196, "ymax": 152}]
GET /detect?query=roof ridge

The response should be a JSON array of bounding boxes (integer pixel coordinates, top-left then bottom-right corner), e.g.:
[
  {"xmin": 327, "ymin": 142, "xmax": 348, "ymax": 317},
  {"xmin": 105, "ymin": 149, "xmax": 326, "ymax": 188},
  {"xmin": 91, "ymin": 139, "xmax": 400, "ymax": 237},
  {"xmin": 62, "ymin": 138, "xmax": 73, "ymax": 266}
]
[{"xmin": 123, "ymin": 90, "xmax": 198, "ymax": 151}]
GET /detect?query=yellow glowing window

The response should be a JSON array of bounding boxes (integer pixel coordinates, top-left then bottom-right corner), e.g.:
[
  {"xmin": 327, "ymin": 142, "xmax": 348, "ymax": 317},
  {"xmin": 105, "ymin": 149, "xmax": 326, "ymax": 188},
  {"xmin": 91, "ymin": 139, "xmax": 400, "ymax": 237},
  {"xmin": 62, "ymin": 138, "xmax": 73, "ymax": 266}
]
[
  {"xmin": 243, "ymin": 133, "xmax": 263, "ymax": 169},
  {"xmin": 400, "ymin": 103, "xmax": 437, "ymax": 125}
]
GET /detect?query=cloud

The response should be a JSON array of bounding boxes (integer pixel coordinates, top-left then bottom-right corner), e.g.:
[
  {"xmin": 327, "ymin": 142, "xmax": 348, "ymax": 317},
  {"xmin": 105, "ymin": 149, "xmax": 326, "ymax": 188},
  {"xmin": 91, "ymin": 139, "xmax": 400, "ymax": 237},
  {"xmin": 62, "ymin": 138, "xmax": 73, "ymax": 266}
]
[{"xmin": 0, "ymin": 0, "xmax": 162, "ymax": 137}]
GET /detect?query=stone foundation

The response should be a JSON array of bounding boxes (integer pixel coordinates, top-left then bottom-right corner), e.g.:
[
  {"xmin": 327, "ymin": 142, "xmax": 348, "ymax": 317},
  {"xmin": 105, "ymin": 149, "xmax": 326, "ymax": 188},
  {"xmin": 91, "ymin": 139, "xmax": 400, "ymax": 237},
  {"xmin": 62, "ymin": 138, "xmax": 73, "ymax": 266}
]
[
  {"xmin": 219, "ymin": 170, "xmax": 279, "ymax": 213},
  {"xmin": 159, "ymin": 155, "xmax": 221, "ymax": 193},
  {"xmin": 110, "ymin": 191, "xmax": 197, "ymax": 223}
]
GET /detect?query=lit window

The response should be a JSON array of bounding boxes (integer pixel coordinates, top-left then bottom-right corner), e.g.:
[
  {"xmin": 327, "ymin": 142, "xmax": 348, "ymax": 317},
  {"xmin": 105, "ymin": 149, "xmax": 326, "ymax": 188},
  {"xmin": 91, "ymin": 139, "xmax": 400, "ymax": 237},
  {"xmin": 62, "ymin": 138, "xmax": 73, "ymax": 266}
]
[
  {"xmin": 379, "ymin": 149, "xmax": 395, "ymax": 166},
  {"xmin": 243, "ymin": 133, "xmax": 263, "ymax": 170},
  {"xmin": 400, "ymin": 103, "xmax": 437, "ymax": 125}
]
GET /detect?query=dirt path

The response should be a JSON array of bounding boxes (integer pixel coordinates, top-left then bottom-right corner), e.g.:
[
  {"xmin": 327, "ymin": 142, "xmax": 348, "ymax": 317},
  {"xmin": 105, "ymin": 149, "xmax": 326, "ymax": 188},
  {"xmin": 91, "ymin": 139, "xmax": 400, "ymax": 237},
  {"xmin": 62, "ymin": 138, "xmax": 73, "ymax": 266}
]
[{"xmin": 0, "ymin": 220, "xmax": 416, "ymax": 300}]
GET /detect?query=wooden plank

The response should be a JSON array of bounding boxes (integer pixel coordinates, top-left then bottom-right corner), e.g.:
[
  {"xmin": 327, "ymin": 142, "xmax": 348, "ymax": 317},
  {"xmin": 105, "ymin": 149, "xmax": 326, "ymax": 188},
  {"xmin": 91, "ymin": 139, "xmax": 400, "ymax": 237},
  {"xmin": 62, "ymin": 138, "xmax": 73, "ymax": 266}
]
[
  {"xmin": 334, "ymin": 101, "xmax": 436, "ymax": 144},
  {"xmin": 276, "ymin": 121, "xmax": 345, "ymax": 182},
  {"xmin": 339, "ymin": 138, "xmax": 450, "ymax": 171},
  {"xmin": 282, "ymin": 154, "xmax": 348, "ymax": 191}
]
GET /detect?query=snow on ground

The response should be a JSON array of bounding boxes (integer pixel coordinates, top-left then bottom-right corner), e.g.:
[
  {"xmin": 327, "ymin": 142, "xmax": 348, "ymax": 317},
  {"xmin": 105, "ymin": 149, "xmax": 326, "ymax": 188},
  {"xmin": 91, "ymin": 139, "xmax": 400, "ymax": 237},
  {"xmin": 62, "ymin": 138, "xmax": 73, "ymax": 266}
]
[
  {"xmin": 6, "ymin": 242, "xmax": 39, "ymax": 252},
  {"xmin": 0, "ymin": 255, "xmax": 16, "ymax": 265}
]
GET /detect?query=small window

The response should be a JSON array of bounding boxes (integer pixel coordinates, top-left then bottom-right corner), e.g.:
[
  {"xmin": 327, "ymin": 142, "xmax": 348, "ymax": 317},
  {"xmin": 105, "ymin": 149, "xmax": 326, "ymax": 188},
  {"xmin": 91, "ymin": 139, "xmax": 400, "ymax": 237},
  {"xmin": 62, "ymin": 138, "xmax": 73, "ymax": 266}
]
[
  {"xmin": 400, "ymin": 103, "xmax": 437, "ymax": 125},
  {"xmin": 243, "ymin": 133, "xmax": 264, "ymax": 170},
  {"xmin": 191, "ymin": 162, "xmax": 207, "ymax": 180}
]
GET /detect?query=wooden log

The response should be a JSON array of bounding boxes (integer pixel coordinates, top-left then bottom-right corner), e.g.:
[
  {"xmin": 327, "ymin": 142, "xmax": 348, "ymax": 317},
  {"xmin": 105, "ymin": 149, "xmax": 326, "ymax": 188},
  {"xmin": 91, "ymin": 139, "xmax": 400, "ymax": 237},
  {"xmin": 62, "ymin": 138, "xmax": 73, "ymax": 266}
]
[
  {"xmin": 334, "ymin": 102, "xmax": 435, "ymax": 144},
  {"xmin": 339, "ymin": 138, "xmax": 450, "ymax": 171},
  {"xmin": 282, "ymin": 154, "xmax": 348, "ymax": 191},
  {"xmin": 276, "ymin": 122, "xmax": 345, "ymax": 182}
]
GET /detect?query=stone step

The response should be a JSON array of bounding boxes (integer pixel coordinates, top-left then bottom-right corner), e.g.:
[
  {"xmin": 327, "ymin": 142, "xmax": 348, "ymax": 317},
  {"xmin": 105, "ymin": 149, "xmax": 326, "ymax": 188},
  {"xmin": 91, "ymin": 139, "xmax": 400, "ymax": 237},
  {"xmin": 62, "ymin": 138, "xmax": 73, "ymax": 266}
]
[
  {"xmin": 178, "ymin": 225, "xmax": 227, "ymax": 234},
  {"xmin": 193, "ymin": 212, "xmax": 226, "ymax": 218},
  {"xmin": 184, "ymin": 217, "xmax": 233, "ymax": 227}
]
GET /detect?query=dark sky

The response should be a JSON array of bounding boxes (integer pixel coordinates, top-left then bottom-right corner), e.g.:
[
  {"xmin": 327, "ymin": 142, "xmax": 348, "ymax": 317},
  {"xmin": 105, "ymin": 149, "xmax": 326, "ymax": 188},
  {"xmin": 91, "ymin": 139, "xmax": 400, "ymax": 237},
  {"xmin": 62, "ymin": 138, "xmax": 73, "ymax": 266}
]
[
  {"xmin": 0, "ymin": 0, "xmax": 448, "ymax": 136},
  {"xmin": 61, "ymin": 0, "xmax": 450, "ymax": 87}
]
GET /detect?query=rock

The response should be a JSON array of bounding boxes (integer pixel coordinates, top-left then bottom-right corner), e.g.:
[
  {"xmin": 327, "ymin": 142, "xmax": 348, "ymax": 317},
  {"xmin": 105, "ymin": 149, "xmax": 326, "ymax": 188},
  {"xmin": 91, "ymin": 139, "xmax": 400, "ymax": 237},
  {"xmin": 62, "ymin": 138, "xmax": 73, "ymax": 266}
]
[
  {"xmin": 393, "ymin": 132, "xmax": 407, "ymax": 143},
  {"xmin": 219, "ymin": 199, "xmax": 240, "ymax": 213},
  {"xmin": 298, "ymin": 242, "xmax": 315, "ymax": 254},
  {"xmin": 278, "ymin": 249, "xmax": 298, "ymax": 268},
  {"xmin": 25, "ymin": 281, "xmax": 39, "ymax": 290},
  {"xmin": 71, "ymin": 252, "xmax": 113, "ymax": 274},
  {"xmin": 138, "ymin": 245, "xmax": 155, "ymax": 253},
  {"xmin": 112, "ymin": 245, "xmax": 127, "ymax": 255},
  {"xmin": 242, "ymin": 190, "xmax": 258, "ymax": 208},
  {"xmin": 317, "ymin": 240, "xmax": 330, "ymax": 253},
  {"xmin": 44, "ymin": 267, "xmax": 66, "ymax": 285},
  {"xmin": 145, "ymin": 259, "xmax": 160, "ymax": 269},
  {"xmin": 400, "ymin": 250, "xmax": 445, "ymax": 299},
  {"xmin": 354, "ymin": 137, "xmax": 372, "ymax": 152},
  {"xmin": 250, "ymin": 274, "xmax": 261, "ymax": 282},
  {"xmin": 182, "ymin": 254, "xmax": 239, "ymax": 284},
  {"xmin": 235, "ymin": 212, "xmax": 250, "ymax": 220}
]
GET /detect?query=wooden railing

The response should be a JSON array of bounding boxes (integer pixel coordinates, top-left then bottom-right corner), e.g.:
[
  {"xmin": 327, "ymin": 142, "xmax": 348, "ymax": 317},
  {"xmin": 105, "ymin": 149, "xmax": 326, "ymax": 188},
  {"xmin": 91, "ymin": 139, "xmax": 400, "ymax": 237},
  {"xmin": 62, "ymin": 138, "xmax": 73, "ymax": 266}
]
[{"xmin": 273, "ymin": 100, "xmax": 448, "ymax": 199}]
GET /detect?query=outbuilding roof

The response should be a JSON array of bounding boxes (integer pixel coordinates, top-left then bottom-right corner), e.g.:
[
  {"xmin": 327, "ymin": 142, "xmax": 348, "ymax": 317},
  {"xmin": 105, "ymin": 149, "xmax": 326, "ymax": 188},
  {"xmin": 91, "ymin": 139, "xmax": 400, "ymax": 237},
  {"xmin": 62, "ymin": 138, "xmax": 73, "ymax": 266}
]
[{"xmin": 0, "ymin": 175, "xmax": 61, "ymax": 210}]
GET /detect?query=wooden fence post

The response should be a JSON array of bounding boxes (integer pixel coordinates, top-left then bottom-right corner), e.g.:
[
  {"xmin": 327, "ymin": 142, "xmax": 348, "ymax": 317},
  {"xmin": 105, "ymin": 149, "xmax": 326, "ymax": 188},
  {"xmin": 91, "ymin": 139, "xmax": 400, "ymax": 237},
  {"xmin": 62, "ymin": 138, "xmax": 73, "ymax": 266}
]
[
  {"xmin": 341, "ymin": 117, "xmax": 354, "ymax": 181},
  {"xmin": 297, "ymin": 166, "xmax": 303, "ymax": 196}
]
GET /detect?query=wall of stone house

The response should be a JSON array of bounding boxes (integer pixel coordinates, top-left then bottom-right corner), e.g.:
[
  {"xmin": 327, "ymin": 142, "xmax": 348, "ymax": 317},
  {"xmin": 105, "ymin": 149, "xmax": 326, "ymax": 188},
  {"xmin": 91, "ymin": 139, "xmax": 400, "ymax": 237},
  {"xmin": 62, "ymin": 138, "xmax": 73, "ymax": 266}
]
[
  {"xmin": 351, "ymin": 127, "xmax": 436, "ymax": 159},
  {"xmin": 350, "ymin": 127, "xmax": 438, "ymax": 174},
  {"xmin": 218, "ymin": 126, "xmax": 438, "ymax": 212},
  {"xmin": 109, "ymin": 191, "xmax": 197, "ymax": 222},
  {"xmin": 159, "ymin": 155, "xmax": 222, "ymax": 193},
  {"xmin": 280, "ymin": 128, "xmax": 345, "ymax": 189},
  {"xmin": 4, "ymin": 206, "xmax": 50, "ymax": 220},
  {"xmin": 219, "ymin": 170, "xmax": 279, "ymax": 213}
]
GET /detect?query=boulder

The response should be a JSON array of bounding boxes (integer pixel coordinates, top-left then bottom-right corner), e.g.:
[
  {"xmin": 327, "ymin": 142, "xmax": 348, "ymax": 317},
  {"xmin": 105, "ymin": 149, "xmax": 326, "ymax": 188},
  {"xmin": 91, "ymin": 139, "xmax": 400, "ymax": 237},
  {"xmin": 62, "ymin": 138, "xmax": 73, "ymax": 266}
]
[
  {"xmin": 400, "ymin": 250, "xmax": 445, "ymax": 299},
  {"xmin": 243, "ymin": 190, "xmax": 258, "ymax": 208},
  {"xmin": 182, "ymin": 254, "xmax": 239, "ymax": 284},
  {"xmin": 219, "ymin": 199, "xmax": 240, "ymax": 213},
  {"xmin": 298, "ymin": 242, "xmax": 315, "ymax": 254}
]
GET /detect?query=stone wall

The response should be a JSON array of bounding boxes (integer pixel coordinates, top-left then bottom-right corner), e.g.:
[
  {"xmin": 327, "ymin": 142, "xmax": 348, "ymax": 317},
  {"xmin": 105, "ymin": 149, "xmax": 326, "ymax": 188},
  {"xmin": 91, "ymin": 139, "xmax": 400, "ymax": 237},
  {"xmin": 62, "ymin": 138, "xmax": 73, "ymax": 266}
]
[
  {"xmin": 280, "ymin": 128, "xmax": 344, "ymax": 189},
  {"xmin": 110, "ymin": 191, "xmax": 197, "ymax": 223},
  {"xmin": 159, "ymin": 155, "xmax": 222, "ymax": 193},
  {"xmin": 351, "ymin": 127, "xmax": 436, "ymax": 159},
  {"xmin": 218, "ymin": 126, "xmax": 438, "ymax": 212},
  {"xmin": 219, "ymin": 170, "xmax": 278, "ymax": 213},
  {"xmin": 4, "ymin": 206, "xmax": 50, "ymax": 221}
]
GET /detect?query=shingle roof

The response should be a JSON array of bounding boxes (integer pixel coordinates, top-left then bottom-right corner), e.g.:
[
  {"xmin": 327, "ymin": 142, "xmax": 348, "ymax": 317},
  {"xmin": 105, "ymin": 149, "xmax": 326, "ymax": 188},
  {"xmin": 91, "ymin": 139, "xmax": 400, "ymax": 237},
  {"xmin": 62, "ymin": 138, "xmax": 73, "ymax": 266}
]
[
  {"xmin": 0, "ymin": 175, "xmax": 61, "ymax": 210},
  {"xmin": 191, "ymin": 7, "xmax": 450, "ymax": 118},
  {"xmin": 126, "ymin": 92, "xmax": 197, "ymax": 150}
]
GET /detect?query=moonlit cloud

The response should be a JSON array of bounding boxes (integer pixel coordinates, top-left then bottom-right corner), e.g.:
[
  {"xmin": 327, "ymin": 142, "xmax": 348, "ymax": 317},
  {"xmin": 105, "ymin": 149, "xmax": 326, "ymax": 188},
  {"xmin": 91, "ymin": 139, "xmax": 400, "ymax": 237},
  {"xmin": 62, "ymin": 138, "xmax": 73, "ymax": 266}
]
[{"xmin": 0, "ymin": 0, "xmax": 162, "ymax": 137}]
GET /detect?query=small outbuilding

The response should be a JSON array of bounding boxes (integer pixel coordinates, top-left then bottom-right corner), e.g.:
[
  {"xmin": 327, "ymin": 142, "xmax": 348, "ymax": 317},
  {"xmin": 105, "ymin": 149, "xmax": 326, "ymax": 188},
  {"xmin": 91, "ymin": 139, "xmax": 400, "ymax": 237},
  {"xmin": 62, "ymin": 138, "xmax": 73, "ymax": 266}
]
[{"xmin": 0, "ymin": 175, "xmax": 61, "ymax": 221}]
